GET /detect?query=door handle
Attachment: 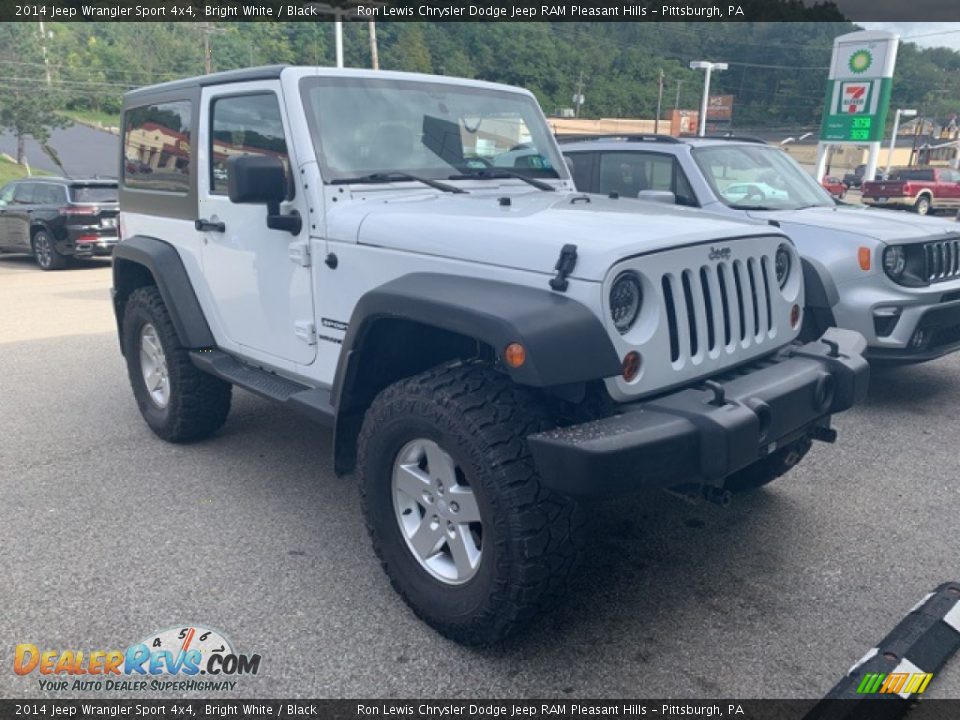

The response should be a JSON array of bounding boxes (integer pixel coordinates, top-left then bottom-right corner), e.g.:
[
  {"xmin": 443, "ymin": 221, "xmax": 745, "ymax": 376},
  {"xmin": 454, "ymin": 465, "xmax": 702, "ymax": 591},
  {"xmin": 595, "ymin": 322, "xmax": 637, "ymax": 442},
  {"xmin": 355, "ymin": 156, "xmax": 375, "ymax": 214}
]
[{"xmin": 195, "ymin": 218, "xmax": 225, "ymax": 232}]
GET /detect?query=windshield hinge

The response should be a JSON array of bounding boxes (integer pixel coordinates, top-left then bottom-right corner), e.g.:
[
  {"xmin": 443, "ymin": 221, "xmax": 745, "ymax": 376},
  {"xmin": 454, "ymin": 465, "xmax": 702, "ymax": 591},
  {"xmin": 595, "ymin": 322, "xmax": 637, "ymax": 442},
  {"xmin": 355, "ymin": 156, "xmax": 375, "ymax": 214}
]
[
  {"xmin": 289, "ymin": 240, "xmax": 311, "ymax": 267},
  {"xmin": 549, "ymin": 244, "xmax": 578, "ymax": 292},
  {"xmin": 294, "ymin": 321, "xmax": 317, "ymax": 345}
]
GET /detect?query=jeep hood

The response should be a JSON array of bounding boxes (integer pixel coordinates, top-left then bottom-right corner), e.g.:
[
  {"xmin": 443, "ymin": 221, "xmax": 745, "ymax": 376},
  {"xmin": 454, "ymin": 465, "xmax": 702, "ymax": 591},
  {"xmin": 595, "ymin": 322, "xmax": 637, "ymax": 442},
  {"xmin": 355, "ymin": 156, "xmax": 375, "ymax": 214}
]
[
  {"xmin": 747, "ymin": 205, "xmax": 960, "ymax": 243},
  {"xmin": 327, "ymin": 191, "xmax": 775, "ymax": 281}
]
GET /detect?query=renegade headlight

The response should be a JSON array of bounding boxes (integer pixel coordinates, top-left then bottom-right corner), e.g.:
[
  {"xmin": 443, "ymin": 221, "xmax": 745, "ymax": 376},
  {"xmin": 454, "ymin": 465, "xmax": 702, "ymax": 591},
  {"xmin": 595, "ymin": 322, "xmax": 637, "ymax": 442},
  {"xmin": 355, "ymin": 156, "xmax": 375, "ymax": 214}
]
[
  {"xmin": 610, "ymin": 272, "xmax": 642, "ymax": 334},
  {"xmin": 883, "ymin": 245, "xmax": 906, "ymax": 279},
  {"xmin": 775, "ymin": 244, "xmax": 792, "ymax": 289}
]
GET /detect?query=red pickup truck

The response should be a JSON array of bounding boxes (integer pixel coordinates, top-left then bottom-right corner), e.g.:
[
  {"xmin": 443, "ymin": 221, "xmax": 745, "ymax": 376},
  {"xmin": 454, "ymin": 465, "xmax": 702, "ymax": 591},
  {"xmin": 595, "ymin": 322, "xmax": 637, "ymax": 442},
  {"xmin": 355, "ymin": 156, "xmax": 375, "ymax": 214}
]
[{"xmin": 861, "ymin": 167, "xmax": 960, "ymax": 215}]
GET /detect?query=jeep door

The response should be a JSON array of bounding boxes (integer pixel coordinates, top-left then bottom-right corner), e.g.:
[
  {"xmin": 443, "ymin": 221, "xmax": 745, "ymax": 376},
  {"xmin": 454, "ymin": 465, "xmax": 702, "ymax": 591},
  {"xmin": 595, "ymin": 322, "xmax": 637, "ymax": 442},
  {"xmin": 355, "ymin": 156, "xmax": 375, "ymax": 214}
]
[{"xmin": 196, "ymin": 83, "xmax": 316, "ymax": 366}]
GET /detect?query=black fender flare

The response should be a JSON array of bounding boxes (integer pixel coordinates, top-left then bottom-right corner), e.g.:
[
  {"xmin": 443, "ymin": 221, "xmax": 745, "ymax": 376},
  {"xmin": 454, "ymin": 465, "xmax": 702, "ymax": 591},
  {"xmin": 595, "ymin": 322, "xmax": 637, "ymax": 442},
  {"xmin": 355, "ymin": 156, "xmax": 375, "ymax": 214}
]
[
  {"xmin": 330, "ymin": 273, "xmax": 622, "ymax": 475},
  {"xmin": 112, "ymin": 235, "xmax": 215, "ymax": 350},
  {"xmin": 801, "ymin": 257, "xmax": 839, "ymax": 312}
]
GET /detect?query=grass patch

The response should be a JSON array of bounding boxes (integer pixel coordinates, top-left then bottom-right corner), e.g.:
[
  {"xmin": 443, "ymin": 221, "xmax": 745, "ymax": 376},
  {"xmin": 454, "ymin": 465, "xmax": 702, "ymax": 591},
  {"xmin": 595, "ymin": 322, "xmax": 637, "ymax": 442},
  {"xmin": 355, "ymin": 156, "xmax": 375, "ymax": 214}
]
[
  {"xmin": 62, "ymin": 108, "xmax": 120, "ymax": 130},
  {"xmin": 0, "ymin": 156, "xmax": 52, "ymax": 186}
]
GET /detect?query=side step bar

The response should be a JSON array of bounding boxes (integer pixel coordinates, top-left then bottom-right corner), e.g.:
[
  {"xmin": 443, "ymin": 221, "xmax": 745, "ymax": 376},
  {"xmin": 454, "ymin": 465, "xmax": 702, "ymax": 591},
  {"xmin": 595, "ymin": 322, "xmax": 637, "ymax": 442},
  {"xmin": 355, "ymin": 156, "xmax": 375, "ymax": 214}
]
[{"xmin": 190, "ymin": 349, "xmax": 334, "ymax": 427}]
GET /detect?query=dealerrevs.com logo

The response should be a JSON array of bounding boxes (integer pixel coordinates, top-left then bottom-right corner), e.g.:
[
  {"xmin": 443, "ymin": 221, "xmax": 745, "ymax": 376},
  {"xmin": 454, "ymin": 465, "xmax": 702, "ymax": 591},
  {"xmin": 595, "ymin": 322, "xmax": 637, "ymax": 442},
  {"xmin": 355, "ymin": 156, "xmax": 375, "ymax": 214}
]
[{"xmin": 14, "ymin": 625, "xmax": 261, "ymax": 692}]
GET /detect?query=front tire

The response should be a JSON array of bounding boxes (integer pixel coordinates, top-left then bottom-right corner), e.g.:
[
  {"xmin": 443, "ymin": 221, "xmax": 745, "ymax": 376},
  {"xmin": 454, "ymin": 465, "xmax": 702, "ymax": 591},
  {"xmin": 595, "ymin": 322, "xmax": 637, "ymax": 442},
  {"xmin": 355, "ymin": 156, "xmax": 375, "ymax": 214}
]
[
  {"xmin": 914, "ymin": 195, "xmax": 931, "ymax": 215},
  {"xmin": 32, "ymin": 230, "xmax": 66, "ymax": 270},
  {"xmin": 122, "ymin": 286, "xmax": 231, "ymax": 442},
  {"xmin": 358, "ymin": 364, "xmax": 584, "ymax": 645}
]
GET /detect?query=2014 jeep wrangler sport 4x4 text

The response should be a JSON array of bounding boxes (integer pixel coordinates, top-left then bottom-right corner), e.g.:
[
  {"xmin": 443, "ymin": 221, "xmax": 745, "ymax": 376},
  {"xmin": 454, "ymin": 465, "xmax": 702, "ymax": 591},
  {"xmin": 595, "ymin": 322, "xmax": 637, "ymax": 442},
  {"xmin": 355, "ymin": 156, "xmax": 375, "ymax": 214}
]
[{"xmin": 113, "ymin": 66, "xmax": 869, "ymax": 644}]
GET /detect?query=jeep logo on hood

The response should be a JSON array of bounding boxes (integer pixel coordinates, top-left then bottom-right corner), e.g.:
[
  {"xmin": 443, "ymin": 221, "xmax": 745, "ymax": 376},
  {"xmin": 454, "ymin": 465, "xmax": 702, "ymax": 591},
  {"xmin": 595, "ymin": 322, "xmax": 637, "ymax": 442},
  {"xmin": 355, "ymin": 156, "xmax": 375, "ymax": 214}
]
[{"xmin": 709, "ymin": 246, "xmax": 732, "ymax": 261}]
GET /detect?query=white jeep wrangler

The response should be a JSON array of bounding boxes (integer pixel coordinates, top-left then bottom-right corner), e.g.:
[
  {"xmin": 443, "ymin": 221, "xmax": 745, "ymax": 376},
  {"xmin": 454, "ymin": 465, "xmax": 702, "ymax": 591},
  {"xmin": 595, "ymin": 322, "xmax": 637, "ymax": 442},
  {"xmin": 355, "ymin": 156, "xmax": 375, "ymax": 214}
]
[{"xmin": 113, "ymin": 66, "xmax": 868, "ymax": 644}]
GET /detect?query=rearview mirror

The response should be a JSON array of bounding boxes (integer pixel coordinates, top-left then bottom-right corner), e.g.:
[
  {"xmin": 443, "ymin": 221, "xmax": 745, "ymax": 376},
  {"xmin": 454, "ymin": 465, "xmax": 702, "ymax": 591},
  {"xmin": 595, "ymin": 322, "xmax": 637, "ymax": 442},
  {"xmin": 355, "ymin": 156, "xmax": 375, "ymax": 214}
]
[
  {"xmin": 228, "ymin": 155, "xmax": 287, "ymax": 205},
  {"xmin": 227, "ymin": 155, "xmax": 301, "ymax": 235}
]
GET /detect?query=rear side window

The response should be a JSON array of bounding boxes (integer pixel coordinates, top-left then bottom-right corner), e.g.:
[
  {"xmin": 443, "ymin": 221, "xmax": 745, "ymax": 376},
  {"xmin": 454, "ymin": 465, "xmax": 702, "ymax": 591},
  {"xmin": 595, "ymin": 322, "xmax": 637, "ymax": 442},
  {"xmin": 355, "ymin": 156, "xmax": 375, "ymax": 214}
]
[
  {"xmin": 123, "ymin": 101, "xmax": 192, "ymax": 193},
  {"xmin": 892, "ymin": 169, "xmax": 935, "ymax": 182},
  {"xmin": 34, "ymin": 184, "xmax": 67, "ymax": 205},
  {"xmin": 564, "ymin": 152, "xmax": 596, "ymax": 191},
  {"xmin": 71, "ymin": 185, "xmax": 117, "ymax": 203},
  {"xmin": 210, "ymin": 93, "xmax": 290, "ymax": 196}
]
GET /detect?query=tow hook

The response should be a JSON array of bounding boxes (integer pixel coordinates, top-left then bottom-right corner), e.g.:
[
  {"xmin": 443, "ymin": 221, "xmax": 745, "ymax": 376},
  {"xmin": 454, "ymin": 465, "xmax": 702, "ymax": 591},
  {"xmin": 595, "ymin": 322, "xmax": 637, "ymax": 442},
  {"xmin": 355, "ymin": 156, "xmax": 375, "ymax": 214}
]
[
  {"xmin": 703, "ymin": 486, "xmax": 732, "ymax": 507},
  {"xmin": 811, "ymin": 426, "xmax": 839, "ymax": 444}
]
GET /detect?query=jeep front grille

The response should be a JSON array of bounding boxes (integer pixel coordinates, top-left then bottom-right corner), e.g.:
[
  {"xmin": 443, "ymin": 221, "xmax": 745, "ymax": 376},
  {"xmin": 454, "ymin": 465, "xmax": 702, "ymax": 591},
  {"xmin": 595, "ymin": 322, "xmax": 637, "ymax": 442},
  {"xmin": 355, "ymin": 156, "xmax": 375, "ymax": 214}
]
[
  {"xmin": 924, "ymin": 239, "xmax": 960, "ymax": 282},
  {"xmin": 662, "ymin": 257, "xmax": 775, "ymax": 364}
]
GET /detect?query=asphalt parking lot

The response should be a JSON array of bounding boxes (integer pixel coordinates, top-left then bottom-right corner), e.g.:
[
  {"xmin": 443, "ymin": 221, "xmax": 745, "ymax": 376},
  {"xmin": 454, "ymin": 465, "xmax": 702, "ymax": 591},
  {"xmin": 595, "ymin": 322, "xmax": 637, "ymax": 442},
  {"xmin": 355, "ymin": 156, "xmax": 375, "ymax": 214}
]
[{"xmin": 2, "ymin": 254, "xmax": 959, "ymax": 699}]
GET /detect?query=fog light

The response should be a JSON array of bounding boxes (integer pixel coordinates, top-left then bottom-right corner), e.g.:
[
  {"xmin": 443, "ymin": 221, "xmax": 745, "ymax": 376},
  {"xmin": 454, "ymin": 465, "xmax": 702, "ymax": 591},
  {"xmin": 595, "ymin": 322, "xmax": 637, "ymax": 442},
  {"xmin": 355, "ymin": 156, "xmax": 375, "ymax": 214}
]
[
  {"xmin": 790, "ymin": 304, "xmax": 801, "ymax": 329},
  {"xmin": 910, "ymin": 329, "xmax": 925, "ymax": 349},
  {"xmin": 621, "ymin": 351, "xmax": 641, "ymax": 381},
  {"xmin": 504, "ymin": 343, "xmax": 526, "ymax": 368}
]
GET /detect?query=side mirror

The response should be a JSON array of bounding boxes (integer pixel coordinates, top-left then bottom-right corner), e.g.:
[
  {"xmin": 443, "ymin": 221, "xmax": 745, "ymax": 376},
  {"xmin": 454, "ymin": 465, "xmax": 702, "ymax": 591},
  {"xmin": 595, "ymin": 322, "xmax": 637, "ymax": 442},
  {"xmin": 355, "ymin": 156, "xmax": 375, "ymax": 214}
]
[
  {"xmin": 227, "ymin": 155, "xmax": 301, "ymax": 235},
  {"xmin": 637, "ymin": 189, "xmax": 676, "ymax": 205}
]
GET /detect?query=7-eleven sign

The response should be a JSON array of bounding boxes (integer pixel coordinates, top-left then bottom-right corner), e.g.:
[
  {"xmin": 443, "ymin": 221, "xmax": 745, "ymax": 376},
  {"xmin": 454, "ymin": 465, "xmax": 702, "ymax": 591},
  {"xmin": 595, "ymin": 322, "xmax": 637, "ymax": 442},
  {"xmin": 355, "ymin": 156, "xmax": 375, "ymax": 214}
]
[{"xmin": 840, "ymin": 81, "xmax": 871, "ymax": 114}]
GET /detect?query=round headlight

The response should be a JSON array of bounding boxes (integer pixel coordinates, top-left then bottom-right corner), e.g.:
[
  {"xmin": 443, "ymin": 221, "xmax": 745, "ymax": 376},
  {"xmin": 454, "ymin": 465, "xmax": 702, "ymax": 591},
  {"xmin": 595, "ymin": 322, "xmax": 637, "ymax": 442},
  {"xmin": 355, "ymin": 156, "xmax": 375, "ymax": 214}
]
[
  {"xmin": 610, "ymin": 272, "xmax": 642, "ymax": 334},
  {"xmin": 883, "ymin": 245, "xmax": 906, "ymax": 278},
  {"xmin": 775, "ymin": 244, "xmax": 792, "ymax": 289}
]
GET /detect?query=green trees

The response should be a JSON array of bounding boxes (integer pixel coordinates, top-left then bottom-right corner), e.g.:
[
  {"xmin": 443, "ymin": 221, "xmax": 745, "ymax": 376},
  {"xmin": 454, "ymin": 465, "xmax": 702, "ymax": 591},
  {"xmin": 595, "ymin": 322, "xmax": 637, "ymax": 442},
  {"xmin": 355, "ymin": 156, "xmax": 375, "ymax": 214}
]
[
  {"xmin": 0, "ymin": 25, "xmax": 70, "ymax": 164},
  {"xmin": 0, "ymin": 20, "xmax": 956, "ymax": 134}
]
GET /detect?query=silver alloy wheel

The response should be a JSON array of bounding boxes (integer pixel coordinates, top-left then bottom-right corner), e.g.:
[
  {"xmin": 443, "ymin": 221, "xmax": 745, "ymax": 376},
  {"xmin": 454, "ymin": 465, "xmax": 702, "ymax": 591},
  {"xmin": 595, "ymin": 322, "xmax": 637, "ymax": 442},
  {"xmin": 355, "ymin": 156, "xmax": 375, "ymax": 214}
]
[
  {"xmin": 34, "ymin": 235, "xmax": 52, "ymax": 268},
  {"xmin": 139, "ymin": 323, "xmax": 170, "ymax": 409},
  {"xmin": 392, "ymin": 438, "xmax": 482, "ymax": 585}
]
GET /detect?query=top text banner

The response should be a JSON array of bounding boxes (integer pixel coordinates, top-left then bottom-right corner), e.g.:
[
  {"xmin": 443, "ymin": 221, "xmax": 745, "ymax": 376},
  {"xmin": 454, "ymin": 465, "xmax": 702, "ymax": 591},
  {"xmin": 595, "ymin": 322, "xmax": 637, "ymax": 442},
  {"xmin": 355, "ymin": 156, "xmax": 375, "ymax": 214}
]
[{"xmin": 1, "ymin": 0, "xmax": 958, "ymax": 22}]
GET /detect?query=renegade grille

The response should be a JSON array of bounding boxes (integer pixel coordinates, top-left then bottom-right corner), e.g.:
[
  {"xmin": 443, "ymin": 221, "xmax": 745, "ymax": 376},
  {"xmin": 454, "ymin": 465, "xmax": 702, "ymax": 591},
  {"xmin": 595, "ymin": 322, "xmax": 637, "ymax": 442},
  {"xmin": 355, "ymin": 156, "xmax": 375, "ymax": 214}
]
[
  {"xmin": 662, "ymin": 256, "xmax": 775, "ymax": 364},
  {"xmin": 924, "ymin": 238, "xmax": 960, "ymax": 283}
]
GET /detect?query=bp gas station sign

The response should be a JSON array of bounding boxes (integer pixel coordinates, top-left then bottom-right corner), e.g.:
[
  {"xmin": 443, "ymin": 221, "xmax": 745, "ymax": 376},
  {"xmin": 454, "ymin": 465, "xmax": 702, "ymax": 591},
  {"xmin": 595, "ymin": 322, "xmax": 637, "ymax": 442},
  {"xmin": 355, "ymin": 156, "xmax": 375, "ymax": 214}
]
[{"xmin": 816, "ymin": 31, "xmax": 899, "ymax": 181}]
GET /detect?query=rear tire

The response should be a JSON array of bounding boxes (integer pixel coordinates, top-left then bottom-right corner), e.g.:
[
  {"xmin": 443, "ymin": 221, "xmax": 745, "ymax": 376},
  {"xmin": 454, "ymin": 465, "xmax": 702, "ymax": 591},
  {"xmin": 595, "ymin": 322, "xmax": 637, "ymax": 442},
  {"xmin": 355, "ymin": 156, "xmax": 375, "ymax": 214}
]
[
  {"xmin": 358, "ymin": 364, "xmax": 584, "ymax": 645},
  {"xmin": 914, "ymin": 195, "xmax": 931, "ymax": 215},
  {"xmin": 32, "ymin": 230, "xmax": 66, "ymax": 271},
  {"xmin": 122, "ymin": 285, "xmax": 231, "ymax": 442},
  {"xmin": 723, "ymin": 437, "xmax": 813, "ymax": 494}
]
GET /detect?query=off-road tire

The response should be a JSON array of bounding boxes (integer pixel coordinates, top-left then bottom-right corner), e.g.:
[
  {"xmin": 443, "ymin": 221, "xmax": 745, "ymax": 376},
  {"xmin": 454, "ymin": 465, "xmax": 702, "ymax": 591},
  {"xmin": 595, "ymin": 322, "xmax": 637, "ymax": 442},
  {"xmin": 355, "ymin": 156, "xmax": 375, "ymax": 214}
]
[
  {"xmin": 358, "ymin": 363, "xmax": 585, "ymax": 645},
  {"xmin": 122, "ymin": 285, "xmax": 231, "ymax": 442},
  {"xmin": 914, "ymin": 195, "xmax": 931, "ymax": 215},
  {"xmin": 32, "ymin": 230, "xmax": 66, "ymax": 271},
  {"xmin": 723, "ymin": 437, "xmax": 813, "ymax": 494}
]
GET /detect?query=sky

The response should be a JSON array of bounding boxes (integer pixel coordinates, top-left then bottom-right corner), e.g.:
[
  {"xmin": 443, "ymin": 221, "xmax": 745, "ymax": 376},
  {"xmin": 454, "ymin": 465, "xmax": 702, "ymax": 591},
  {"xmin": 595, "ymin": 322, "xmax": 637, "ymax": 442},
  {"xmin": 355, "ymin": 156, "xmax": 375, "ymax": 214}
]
[{"xmin": 858, "ymin": 22, "xmax": 960, "ymax": 50}]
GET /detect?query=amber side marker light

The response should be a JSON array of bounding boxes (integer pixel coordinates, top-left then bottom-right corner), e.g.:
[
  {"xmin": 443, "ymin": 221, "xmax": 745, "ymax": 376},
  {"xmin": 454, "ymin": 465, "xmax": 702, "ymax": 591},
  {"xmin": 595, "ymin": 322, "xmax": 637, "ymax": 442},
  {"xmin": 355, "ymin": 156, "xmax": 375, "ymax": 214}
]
[
  {"xmin": 504, "ymin": 343, "xmax": 526, "ymax": 368},
  {"xmin": 622, "ymin": 351, "xmax": 641, "ymax": 381},
  {"xmin": 858, "ymin": 247, "xmax": 871, "ymax": 271}
]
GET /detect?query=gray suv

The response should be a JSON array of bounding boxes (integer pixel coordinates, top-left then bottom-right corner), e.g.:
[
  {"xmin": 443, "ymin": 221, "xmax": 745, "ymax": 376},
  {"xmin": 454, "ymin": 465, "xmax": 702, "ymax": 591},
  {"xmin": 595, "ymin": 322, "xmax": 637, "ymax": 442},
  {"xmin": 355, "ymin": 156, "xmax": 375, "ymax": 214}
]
[{"xmin": 562, "ymin": 135, "xmax": 960, "ymax": 364}]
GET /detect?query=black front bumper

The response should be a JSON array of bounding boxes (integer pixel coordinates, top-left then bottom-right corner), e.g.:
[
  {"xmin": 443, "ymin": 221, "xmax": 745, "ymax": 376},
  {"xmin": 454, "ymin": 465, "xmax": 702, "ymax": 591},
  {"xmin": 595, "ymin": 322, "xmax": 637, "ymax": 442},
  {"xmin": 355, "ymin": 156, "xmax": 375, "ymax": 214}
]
[
  {"xmin": 866, "ymin": 299, "xmax": 960, "ymax": 364},
  {"xmin": 528, "ymin": 328, "xmax": 869, "ymax": 497}
]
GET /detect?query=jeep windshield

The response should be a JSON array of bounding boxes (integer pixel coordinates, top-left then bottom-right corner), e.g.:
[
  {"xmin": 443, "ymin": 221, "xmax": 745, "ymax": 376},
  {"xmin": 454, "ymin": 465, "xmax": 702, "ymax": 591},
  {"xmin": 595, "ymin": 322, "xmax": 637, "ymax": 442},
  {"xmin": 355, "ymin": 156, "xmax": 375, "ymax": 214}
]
[
  {"xmin": 692, "ymin": 144, "xmax": 834, "ymax": 210},
  {"xmin": 299, "ymin": 76, "xmax": 565, "ymax": 185}
]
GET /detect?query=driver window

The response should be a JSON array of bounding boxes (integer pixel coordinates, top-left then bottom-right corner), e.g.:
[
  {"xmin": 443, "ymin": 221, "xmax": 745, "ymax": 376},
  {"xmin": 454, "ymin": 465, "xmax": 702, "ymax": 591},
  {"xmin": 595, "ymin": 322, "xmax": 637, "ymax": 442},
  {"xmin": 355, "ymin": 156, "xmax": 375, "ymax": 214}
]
[
  {"xmin": 0, "ymin": 184, "xmax": 14, "ymax": 207},
  {"xmin": 597, "ymin": 152, "xmax": 697, "ymax": 206},
  {"xmin": 210, "ymin": 93, "xmax": 291, "ymax": 197},
  {"xmin": 13, "ymin": 184, "xmax": 36, "ymax": 205}
]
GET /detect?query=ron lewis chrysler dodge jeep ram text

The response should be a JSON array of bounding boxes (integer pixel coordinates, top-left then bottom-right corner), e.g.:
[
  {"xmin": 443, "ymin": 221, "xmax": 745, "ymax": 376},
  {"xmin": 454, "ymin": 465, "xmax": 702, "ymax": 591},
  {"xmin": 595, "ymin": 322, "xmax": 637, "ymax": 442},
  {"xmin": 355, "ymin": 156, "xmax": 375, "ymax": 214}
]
[{"xmin": 112, "ymin": 67, "xmax": 868, "ymax": 644}]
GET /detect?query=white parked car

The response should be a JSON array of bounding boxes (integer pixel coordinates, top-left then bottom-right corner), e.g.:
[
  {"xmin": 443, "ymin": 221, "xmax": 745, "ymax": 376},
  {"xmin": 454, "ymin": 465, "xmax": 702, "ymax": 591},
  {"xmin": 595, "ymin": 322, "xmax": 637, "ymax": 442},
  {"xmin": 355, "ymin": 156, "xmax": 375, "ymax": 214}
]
[{"xmin": 113, "ymin": 67, "xmax": 868, "ymax": 644}]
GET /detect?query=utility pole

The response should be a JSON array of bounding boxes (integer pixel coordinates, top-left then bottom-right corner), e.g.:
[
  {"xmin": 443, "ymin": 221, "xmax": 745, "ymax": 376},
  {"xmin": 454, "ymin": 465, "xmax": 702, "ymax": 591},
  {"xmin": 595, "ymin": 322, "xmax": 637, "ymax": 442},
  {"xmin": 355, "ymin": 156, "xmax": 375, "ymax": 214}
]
[
  {"xmin": 197, "ymin": 23, "xmax": 226, "ymax": 74},
  {"xmin": 673, "ymin": 79, "xmax": 683, "ymax": 109},
  {"xmin": 654, "ymin": 68, "xmax": 664, "ymax": 134},
  {"xmin": 573, "ymin": 70, "xmax": 585, "ymax": 118},
  {"xmin": 368, "ymin": 21, "xmax": 379, "ymax": 70},
  {"xmin": 38, "ymin": 21, "xmax": 51, "ymax": 87}
]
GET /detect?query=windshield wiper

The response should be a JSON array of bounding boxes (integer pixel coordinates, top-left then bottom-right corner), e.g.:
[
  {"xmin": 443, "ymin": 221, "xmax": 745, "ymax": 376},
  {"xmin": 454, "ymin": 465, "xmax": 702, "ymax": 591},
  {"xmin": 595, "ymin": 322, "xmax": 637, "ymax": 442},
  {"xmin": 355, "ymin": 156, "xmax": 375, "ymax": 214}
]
[
  {"xmin": 330, "ymin": 172, "xmax": 466, "ymax": 194},
  {"xmin": 448, "ymin": 168, "xmax": 556, "ymax": 191},
  {"xmin": 728, "ymin": 204, "xmax": 773, "ymax": 211}
]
